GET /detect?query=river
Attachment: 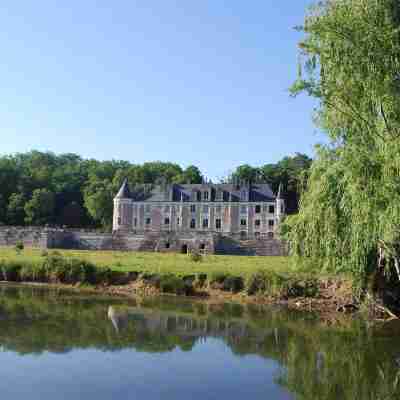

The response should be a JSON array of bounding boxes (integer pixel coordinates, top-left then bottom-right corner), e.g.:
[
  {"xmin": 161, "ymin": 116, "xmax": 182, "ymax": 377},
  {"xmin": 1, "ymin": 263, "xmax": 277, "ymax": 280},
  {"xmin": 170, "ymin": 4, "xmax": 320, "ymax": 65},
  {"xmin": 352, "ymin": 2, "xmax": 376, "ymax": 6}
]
[{"xmin": 0, "ymin": 284, "xmax": 398, "ymax": 399}]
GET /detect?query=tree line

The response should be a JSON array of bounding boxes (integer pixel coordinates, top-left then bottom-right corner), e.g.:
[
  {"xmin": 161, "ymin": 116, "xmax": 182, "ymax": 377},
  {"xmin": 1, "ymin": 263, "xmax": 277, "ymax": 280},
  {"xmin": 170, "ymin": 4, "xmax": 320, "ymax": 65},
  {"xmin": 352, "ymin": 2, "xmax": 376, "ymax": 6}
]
[{"xmin": 0, "ymin": 151, "xmax": 311, "ymax": 229}]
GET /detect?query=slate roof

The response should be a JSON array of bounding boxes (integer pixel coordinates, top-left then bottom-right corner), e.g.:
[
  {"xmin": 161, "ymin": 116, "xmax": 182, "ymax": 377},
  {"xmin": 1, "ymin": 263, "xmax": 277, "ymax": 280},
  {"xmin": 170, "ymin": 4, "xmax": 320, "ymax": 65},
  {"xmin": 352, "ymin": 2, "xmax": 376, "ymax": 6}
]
[
  {"xmin": 115, "ymin": 182, "xmax": 277, "ymax": 202},
  {"xmin": 114, "ymin": 179, "xmax": 131, "ymax": 199}
]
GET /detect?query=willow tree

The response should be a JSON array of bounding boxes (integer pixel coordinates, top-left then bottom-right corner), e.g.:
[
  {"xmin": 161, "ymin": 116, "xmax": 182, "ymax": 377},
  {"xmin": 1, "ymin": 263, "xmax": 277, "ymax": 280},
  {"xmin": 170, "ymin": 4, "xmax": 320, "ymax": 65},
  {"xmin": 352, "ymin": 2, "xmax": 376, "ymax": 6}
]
[{"xmin": 286, "ymin": 0, "xmax": 400, "ymax": 294}]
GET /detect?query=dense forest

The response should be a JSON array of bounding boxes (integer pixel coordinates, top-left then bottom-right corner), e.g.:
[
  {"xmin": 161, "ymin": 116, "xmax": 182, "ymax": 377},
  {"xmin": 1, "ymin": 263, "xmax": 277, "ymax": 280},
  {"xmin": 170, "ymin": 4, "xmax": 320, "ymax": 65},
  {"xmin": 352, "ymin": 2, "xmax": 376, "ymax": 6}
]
[{"xmin": 0, "ymin": 151, "xmax": 311, "ymax": 229}]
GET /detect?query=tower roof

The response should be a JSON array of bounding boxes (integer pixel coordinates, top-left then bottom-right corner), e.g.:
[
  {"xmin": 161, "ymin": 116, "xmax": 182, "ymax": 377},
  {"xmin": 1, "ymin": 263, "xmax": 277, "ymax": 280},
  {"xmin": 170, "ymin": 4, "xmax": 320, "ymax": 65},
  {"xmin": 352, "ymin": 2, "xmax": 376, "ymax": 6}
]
[
  {"xmin": 115, "ymin": 179, "xmax": 131, "ymax": 199},
  {"xmin": 277, "ymin": 183, "xmax": 283, "ymax": 199}
]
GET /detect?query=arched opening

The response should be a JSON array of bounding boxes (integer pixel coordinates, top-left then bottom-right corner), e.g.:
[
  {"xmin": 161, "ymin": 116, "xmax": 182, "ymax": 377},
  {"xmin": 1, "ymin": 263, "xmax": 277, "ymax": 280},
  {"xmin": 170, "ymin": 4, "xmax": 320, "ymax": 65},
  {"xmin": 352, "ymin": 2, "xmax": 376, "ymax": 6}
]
[
  {"xmin": 181, "ymin": 244, "xmax": 188, "ymax": 254},
  {"xmin": 200, "ymin": 243, "xmax": 206, "ymax": 251}
]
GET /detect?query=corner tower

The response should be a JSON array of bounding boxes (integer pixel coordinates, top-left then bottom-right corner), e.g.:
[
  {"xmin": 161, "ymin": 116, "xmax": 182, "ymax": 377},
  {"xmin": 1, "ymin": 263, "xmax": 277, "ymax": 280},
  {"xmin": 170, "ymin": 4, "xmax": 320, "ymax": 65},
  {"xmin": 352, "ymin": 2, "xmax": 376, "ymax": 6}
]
[
  {"xmin": 113, "ymin": 179, "xmax": 132, "ymax": 232},
  {"xmin": 275, "ymin": 183, "xmax": 285, "ymax": 224}
]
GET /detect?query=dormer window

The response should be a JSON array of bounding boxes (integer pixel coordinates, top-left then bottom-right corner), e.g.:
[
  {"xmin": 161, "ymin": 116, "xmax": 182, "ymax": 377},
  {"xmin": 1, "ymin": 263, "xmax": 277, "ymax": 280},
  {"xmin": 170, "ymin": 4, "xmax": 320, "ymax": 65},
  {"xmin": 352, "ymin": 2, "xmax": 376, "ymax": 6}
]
[
  {"xmin": 241, "ymin": 190, "xmax": 247, "ymax": 201},
  {"xmin": 197, "ymin": 191, "xmax": 201, "ymax": 201},
  {"xmin": 204, "ymin": 191, "xmax": 209, "ymax": 201}
]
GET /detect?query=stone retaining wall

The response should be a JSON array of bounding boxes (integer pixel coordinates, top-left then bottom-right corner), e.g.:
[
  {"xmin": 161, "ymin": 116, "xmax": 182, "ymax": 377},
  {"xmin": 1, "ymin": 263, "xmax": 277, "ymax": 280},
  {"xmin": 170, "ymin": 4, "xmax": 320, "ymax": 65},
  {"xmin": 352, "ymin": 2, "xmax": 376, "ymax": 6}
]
[{"xmin": 0, "ymin": 227, "xmax": 287, "ymax": 256}]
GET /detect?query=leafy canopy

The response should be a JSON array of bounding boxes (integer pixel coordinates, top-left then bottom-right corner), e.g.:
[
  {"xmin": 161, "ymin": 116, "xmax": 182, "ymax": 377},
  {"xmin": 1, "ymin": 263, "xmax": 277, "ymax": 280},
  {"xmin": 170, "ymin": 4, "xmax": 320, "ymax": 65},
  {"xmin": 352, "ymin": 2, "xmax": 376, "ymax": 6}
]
[{"xmin": 286, "ymin": 0, "xmax": 400, "ymax": 287}]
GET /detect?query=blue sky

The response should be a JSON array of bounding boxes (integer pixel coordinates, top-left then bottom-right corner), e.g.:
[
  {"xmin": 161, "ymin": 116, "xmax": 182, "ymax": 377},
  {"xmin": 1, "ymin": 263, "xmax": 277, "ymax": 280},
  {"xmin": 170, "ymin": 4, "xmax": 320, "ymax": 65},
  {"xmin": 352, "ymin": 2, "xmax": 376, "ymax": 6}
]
[{"xmin": 1, "ymin": 1, "xmax": 321, "ymax": 179}]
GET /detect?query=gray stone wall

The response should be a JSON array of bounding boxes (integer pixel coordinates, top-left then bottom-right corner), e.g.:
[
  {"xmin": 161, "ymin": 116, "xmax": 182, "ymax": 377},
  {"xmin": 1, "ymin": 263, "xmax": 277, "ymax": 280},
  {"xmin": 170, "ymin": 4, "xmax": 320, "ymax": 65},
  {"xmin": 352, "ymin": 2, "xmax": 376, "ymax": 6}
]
[{"xmin": 0, "ymin": 226, "xmax": 287, "ymax": 256}]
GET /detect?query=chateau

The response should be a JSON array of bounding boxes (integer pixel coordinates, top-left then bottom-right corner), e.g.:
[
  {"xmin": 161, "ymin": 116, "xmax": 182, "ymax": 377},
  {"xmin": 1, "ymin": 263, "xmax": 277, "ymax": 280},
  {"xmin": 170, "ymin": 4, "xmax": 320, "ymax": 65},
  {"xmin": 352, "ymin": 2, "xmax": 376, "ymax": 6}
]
[
  {"xmin": 112, "ymin": 180, "xmax": 286, "ymax": 255},
  {"xmin": 0, "ymin": 180, "xmax": 286, "ymax": 255}
]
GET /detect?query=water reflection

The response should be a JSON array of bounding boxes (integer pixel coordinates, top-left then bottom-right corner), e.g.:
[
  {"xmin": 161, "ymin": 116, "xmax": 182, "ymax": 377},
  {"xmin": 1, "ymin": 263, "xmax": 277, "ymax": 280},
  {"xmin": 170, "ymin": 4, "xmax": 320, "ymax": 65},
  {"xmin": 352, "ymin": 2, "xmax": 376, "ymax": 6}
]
[{"xmin": 0, "ymin": 284, "xmax": 399, "ymax": 400}]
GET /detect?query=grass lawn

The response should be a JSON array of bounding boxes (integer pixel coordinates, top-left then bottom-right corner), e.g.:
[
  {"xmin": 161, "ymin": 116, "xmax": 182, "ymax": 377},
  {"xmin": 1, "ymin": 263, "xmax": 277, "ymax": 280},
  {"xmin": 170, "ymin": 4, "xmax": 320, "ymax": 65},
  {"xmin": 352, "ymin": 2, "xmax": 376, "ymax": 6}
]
[{"xmin": 0, "ymin": 247, "xmax": 296, "ymax": 278}]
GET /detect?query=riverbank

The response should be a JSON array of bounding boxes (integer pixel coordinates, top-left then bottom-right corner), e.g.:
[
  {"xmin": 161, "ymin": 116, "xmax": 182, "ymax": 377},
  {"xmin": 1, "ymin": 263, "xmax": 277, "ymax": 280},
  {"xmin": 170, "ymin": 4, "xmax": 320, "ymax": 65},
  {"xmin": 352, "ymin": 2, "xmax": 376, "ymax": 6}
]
[{"xmin": 0, "ymin": 247, "xmax": 360, "ymax": 317}]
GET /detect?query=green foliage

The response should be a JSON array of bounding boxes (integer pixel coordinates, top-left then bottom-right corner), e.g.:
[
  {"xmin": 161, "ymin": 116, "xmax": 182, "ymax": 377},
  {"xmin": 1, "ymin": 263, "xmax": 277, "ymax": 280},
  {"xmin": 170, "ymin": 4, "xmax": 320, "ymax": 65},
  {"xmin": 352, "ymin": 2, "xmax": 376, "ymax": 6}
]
[
  {"xmin": 159, "ymin": 275, "xmax": 186, "ymax": 294},
  {"xmin": 227, "ymin": 153, "xmax": 312, "ymax": 214},
  {"xmin": 189, "ymin": 250, "xmax": 202, "ymax": 262},
  {"xmin": 7, "ymin": 193, "xmax": 26, "ymax": 225},
  {"xmin": 286, "ymin": 0, "xmax": 400, "ymax": 293},
  {"xmin": 245, "ymin": 270, "xmax": 319, "ymax": 298},
  {"xmin": 24, "ymin": 188, "xmax": 55, "ymax": 225},
  {"xmin": 15, "ymin": 241, "xmax": 24, "ymax": 254},
  {"xmin": 83, "ymin": 179, "xmax": 114, "ymax": 228}
]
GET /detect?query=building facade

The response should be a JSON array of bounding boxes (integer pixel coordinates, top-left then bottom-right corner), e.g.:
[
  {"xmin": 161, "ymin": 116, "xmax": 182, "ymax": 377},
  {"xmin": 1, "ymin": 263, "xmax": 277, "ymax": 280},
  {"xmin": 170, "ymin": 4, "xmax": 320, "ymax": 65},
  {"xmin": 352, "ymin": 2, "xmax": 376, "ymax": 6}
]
[{"xmin": 113, "ymin": 180, "xmax": 285, "ymax": 242}]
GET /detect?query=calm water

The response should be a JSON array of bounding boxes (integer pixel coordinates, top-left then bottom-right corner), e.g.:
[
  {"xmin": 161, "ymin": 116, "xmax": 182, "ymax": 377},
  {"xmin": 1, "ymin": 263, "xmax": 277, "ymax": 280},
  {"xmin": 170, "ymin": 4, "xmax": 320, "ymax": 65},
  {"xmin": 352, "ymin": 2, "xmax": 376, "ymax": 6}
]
[{"xmin": 0, "ymin": 285, "xmax": 399, "ymax": 400}]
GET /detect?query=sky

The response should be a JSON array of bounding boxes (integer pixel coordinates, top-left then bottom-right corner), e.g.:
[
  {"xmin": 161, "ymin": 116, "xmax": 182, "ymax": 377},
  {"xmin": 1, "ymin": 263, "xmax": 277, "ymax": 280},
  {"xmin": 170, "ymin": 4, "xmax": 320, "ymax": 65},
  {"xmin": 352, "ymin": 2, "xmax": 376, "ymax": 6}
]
[{"xmin": 0, "ymin": 1, "xmax": 321, "ymax": 179}]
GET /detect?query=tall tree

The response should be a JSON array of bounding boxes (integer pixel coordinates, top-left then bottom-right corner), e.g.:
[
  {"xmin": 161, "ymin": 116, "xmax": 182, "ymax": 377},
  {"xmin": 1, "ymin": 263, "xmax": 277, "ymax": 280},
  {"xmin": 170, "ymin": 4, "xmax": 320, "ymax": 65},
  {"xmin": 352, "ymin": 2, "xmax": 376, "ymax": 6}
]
[
  {"xmin": 6, "ymin": 193, "xmax": 26, "ymax": 225},
  {"xmin": 285, "ymin": 0, "xmax": 400, "ymax": 294},
  {"xmin": 24, "ymin": 189, "xmax": 55, "ymax": 225}
]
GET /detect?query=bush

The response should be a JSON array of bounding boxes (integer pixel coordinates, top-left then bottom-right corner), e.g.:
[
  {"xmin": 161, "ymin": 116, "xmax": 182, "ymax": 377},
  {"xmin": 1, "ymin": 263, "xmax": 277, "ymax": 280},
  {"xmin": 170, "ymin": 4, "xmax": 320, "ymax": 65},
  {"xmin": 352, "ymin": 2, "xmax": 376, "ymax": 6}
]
[
  {"xmin": 160, "ymin": 275, "xmax": 186, "ymax": 295},
  {"xmin": 15, "ymin": 241, "xmax": 24, "ymax": 254},
  {"xmin": 195, "ymin": 273, "xmax": 207, "ymax": 288},
  {"xmin": 0, "ymin": 261, "xmax": 23, "ymax": 281},
  {"xmin": 209, "ymin": 271, "xmax": 229, "ymax": 285},
  {"xmin": 222, "ymin": 276, "xmax": 244, "ymax": 293},
  {"xmin": 189, "ymin": 251, "xmax": 202, "ymax": 262},
  {"xmin": 40, "ymin": 250, "xmax": 48, "ymax": 257}
]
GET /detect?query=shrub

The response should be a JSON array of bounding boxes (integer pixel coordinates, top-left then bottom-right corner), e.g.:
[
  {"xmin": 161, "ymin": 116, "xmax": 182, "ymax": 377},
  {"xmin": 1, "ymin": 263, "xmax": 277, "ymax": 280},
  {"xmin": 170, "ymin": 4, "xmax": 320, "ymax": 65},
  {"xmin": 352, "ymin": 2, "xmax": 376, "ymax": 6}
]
[
  {"xmin": 222, "ymin": 276, "xmax": 244, "ymax": 293},
  {"xmin": 189, "ymin": 250, "xmax": 202, "ymax": 262},
  {"xmin": 160, "ymin": 275, "xmax": 186, "ymax": 295},
  {"xmin": 245, "ymin": 271, "xmax": 271, "ymax": 296},
  {"xmin": 210, "ymin": 271, "xmax": 229, "ymax": 284},
  {"xmin": 195, "ymin": 273, "xmax": 207, "ymax": 288},
  {"xmin": 1, "ymin": 261, "xmax": 23, "ymax": 281},
  {"xmin": 15, "ymin": 241, "xmax": 24, "ymax": 254},
  {"xmin": 40, "ymin": 250, "xmax": 48, "ymax": 257}
]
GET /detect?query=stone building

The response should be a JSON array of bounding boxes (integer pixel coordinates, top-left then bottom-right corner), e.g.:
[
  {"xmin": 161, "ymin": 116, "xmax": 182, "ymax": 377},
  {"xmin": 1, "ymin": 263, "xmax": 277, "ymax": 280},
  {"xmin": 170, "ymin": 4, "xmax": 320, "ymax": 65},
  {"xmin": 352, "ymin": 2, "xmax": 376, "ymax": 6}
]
[{"xmin": 112, "ymin": 180, "xmax": 286, "ymax": 255}]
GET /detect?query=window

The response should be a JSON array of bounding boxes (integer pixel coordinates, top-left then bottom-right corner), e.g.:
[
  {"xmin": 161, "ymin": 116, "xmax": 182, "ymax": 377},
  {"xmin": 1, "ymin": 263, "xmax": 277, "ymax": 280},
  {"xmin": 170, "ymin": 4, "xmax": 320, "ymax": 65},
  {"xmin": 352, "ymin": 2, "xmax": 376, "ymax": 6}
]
[
  {"xmin": 164, "ymin": 217, "xmax": 170, "ymax": 225},
  {"xmin": 146, "ymin": 217, "xmax": 151, "ymax": 225},
  {"xmin": 223, "ymin": 191, "xmax": 229, "ymax": 201},
  {"xmin": 190, "ymin": 204, "xmax": 196, "ymax": 213},
  {"xmin": 255, "ymin": 205, "xmax": 261, "ymax": 214},
  {"xmin": 202, "ymin": 218, "xmax": 209, "ymax": 228},
  {"xmin": 240, "ymin": 219, "xmax": 247, "ymax": 226},
  {"xmin": 134, "ymin": 217, "xmax": 137, "ymax": 227},
  {"xmin": 190, "ymin": 219, "xmax": 196, "ymax": 229},
  {"xmin": 164, "ymin": 205, "xmax": 170, "ymax": 212},
  {"xmin": 177, "ymin": 217, "xmax": 180, "ymax": 226},
  {"xmin": 255, "ymin": 219, "xmax": 261, "ymax": 227},
  {"xmin": 117, "ymin": 217, "xmax": 121, "ymax": 225},
  {"xmin": 145, "ymin": 204, "xmax": 151, "ymax": 213},
  {"xmin": 165, "ymin": 242, "xmax": 170, "ymax": 249},
  {"xmin": 216, "ymin": 218, "xmax": 222, "ymax": 229},
  {"xmin": 255, "ymin": 231, "xmax": 261, "ymax": 238},
  {"xmin": 269, "ymin": 205, "xmax": 275, "ymax": 214},
  {"xmin": 197, "ymin": 191, "xmax": 201, "ymax": 201},
  {"xmin": 215, "ymin": 205, "xmax": 221, "ymax": 214},
  {"xmin": 240, "ymin": 230, "xmax": 247, "ymax": 239},
  {"xmin": 268, "ymin": 232, "xmax": 274, "ymax": 239},
  {"xmin": 240, "ymin": 205, "xmax": 247, "ymax": 214},
  {"xmin": 281, "ymin": 204, "xmax": 284, "ymax": 213},
  {"xmin": 268, "ymin": 219, "xmax": 275, "ymax": 227},
  {"xmin": 200, "ymin": 243, "xmax": 206, "ymax": 250},
  {"xmin": 203, "ymin": 205, "xmax": 209, "ymax": 213},
  {"xmin": 204, "ymin": 191, "xmax": 209, "ymax": 201},
  {"xmin": 241, "ymin": 190, "xmax": 247, "ymax": 201}
]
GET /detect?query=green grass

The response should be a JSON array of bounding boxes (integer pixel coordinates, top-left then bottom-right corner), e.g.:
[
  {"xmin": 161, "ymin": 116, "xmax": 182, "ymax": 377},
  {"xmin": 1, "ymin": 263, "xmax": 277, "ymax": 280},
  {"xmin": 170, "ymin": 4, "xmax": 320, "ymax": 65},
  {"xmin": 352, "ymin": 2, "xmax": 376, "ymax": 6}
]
[{"xmin": 0, "ymin": 247, "xmax": 294, "ymax": 278}]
